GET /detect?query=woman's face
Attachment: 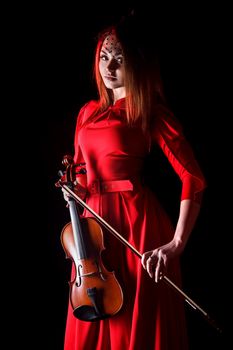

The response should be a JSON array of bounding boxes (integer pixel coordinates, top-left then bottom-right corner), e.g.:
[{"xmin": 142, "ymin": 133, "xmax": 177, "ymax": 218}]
[{"xmin": 99, "ymin": 34, "xmax": 125, "ymax": 90}]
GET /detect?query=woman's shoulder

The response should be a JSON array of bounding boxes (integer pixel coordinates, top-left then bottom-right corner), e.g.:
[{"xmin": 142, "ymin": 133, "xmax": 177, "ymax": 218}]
[
  {"xmin": 151, "ymin": 102, "xmax": 184, "ymax": 140},
  {"xmin": 154, "ymin": 103, "xmax": 178, "ymax": 123},
  {"xmin": 77, "ymin": 100, "xmax": 99, "ymax": 125}
]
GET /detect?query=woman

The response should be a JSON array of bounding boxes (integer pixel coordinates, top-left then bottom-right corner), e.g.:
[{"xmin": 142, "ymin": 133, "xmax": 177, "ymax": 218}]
[{"xmin": 63, "ymin": 16, "xmax": 206, "ymax": 350}]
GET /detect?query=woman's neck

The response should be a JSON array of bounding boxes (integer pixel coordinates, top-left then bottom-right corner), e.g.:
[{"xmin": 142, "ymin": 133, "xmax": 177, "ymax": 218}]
[{"xmin": 113, "ymin": 87, "xmax": 126, "ymax": 104}]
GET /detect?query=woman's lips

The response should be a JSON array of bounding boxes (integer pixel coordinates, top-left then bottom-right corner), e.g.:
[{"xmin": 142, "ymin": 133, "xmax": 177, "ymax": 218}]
[{"xmin": 104, "ymin": 76, "xmax": 117, "ymax": 81}]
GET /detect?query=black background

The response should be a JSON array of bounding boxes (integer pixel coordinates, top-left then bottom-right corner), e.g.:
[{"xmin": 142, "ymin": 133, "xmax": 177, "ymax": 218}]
[{"xmin": 7, "ymin": 2, "xmax": 230, "ymax": 349}]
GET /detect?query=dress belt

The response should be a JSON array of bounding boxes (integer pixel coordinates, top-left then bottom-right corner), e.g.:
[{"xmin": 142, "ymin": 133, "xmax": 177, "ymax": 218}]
[{"xmin": 87, "ymin": 179, "xmax": 134, "ymax": 194}]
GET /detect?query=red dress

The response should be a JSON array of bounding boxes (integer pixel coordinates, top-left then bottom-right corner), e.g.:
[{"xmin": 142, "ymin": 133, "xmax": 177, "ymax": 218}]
[{"xmin": 64, "ymin": 98, "xmax": 206, "ymax": 350}]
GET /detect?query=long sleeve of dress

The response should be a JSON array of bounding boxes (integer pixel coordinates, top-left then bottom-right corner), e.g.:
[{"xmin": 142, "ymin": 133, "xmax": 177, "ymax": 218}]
[
  {"xmin": 151, "ymin": 104, "xmax": 207, "ymax": 203},
  {"xmin": 73, "ymin": 100, "xmax": 99, "ymax": 164},
  {"xmin": 72, "ymin": 102, "xmax": 92, "ymax": 194},
  {"xmin": 73, "ymin": 104, "xmax": 87, "ymax": 166}
]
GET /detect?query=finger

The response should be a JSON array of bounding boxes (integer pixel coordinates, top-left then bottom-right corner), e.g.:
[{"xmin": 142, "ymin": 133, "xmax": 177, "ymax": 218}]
[
  {"xmin": 141, "ymin": 254, "xmax": 146, "ymax": 269},
  {"xmin": 155, "ymin": 259, "xmax": 163, "ymax": 283},
  {"xmin": 154, "ymin": 250, "xmax": 162, "ymax": 282},
  {"xmin": 141, "ymin": 252, "xmax": 150, "ymax": 269},
  {"xmin": 147, "ymin": 257, "xmax": 155, "ymax": 278}
]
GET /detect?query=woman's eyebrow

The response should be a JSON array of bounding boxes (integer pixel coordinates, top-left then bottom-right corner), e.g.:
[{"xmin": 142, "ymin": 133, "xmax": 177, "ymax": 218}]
[
  {"xmin": 100, "ymin": 49, "xmax": 108, "ymax": 54},
  {"xmin": 100, "ymin": 48, "xmax": 123, "ymax": 57}
]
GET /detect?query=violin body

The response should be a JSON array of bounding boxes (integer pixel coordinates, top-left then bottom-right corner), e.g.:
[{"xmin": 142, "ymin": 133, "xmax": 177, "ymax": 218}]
[{"xmin": 61, "ymin": 216, "xmax": 123, "ymax": 321}]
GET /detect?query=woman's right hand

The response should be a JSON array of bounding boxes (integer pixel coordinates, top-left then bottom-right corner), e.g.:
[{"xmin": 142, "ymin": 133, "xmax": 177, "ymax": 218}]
[
  {"xmin": 62, "ymin": 187, "xmax": 71, "ymax": 202},
  {"xmin": 62, "ymin": 181, "xmax": 87, "ymax": 202}
]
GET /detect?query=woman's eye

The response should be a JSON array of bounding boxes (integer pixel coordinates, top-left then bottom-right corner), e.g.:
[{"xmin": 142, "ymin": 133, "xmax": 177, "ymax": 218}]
[
  {"xmin": 100, "ymin": 55, "xmax": 107, "ymax": 61},
  {"xmin": 117, "ymin": 57, "xmax": 123, "ymax": 64}
]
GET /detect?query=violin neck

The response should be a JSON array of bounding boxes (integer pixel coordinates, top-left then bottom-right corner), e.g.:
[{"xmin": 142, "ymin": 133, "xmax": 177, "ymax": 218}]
[{"xmin": 68, "ymin": 199, "xmax": 87, "ymax": 259}]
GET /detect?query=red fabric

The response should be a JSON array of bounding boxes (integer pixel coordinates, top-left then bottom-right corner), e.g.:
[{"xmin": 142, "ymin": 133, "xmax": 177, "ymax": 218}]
[
  {"xmin": 64, "ymin": 98, "xmax": 206, "ymax": 350},
  {"xmin": 151, "ymin": 104, "xmax": 207, "ymax": 203},
  {"xmin": 87, "ymin": 179, "xmax": 134, "ymax": 194}
]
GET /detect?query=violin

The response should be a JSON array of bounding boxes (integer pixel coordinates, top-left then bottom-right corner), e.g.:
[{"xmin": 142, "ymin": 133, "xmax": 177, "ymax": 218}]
[{"xmin": 58, "ymin": 155, "xmax": 123, "ymax": 322}]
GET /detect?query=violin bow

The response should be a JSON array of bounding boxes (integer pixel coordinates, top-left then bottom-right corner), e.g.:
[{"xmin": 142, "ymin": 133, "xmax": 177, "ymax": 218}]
[{"xmin": 58, "ymin": 181, "xmax": 222, "ymax": 333}]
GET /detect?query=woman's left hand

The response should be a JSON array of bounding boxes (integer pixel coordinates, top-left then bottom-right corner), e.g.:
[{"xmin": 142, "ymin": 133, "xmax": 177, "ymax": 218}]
[{"xmin": 141, "ymin": 239, "xmax": 184, "ymax": 282}]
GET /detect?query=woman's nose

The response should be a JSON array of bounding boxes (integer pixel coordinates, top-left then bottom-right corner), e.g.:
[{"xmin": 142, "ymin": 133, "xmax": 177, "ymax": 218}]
[{"xmin": 106, "ymin": 59, "xmax": 118, "ymax": 72}]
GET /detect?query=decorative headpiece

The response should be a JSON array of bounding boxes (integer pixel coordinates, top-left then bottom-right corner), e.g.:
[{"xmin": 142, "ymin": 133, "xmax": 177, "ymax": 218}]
[{"xmin": 102, "ymin": 33, "xmax": 122, "ymax": 55}]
